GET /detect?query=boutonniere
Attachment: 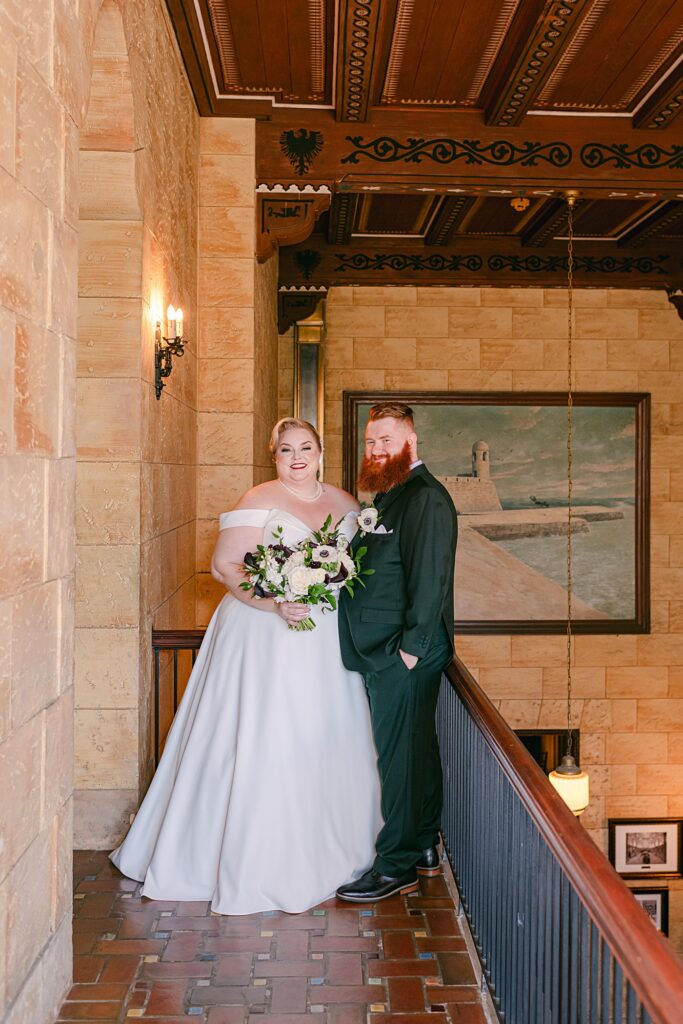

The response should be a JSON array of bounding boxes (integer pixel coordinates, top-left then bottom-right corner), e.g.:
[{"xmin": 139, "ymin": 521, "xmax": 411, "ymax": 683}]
[{"xmin": 357, "ymin": 504, "xmax": 386, "ymax": 537}]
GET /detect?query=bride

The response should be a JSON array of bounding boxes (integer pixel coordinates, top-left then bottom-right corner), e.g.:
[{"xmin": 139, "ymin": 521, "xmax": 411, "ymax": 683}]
[{"xmin": 111, "ymin": 417, "xmax": 382, "ymax": 914}]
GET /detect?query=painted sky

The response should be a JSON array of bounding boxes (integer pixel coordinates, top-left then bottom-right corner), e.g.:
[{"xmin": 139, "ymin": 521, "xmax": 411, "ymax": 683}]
[{"xmin": 357, "ymin": 403, "xmax": 636, "ymax": 502}]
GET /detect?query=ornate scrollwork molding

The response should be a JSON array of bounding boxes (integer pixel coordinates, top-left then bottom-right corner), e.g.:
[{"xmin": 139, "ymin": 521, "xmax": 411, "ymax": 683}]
[
  {"xmin": 580, "ymin": 142, "xmax": 683, "ymax": 170},
  {"xmin": 488, "ymin": 253, "xmax": 669, "ymax": 274},
  {"xmin": 341, "ymin": 136, "xmax": 572, "ymax": 167},
  {"xmin": 334, "ymin": 253, "xmax": 484, "ymax": 272},
  {"xmin": 324, "ymin": 251, "xmax": 669, "ymax": 276}
]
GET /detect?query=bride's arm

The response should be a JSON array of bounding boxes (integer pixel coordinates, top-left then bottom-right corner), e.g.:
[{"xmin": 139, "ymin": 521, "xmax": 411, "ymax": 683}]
[
  {"xmin": 211, "ymin": 525, "xmax": 276, "ymax": 611},
  {"xmin": 211, "ymin": 525, "xmax": 310, "ymax": 625}
]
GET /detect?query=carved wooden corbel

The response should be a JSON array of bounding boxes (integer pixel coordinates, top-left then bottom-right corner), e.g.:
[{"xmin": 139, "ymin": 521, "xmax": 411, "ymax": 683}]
[
  {"xmin": 277, "ymin": 286, "xmax": 328, "ymax": 335},
  {"xmin": 667, "ymin": 288, "xmax": 683, "ymax": 322},
  {"xmin": 257, "ymin": 185, "xmax": 331, "ymax": 262}
]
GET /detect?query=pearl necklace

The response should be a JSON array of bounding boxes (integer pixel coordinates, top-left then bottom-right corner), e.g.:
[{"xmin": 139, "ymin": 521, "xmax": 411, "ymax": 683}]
[{"xmin": 278, "ymin": 478, "xmax": 323, "ymax": 503}]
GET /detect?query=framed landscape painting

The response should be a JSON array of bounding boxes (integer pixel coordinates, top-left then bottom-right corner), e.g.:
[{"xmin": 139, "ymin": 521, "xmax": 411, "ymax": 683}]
[{"xmin": 342, "ymin": 391, "xmax": 650, "ymax": 635}]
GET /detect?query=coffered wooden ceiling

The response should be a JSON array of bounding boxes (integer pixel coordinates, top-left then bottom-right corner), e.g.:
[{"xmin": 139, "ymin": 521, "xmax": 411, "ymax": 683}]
[
  {"xmin": 167, "ymin": 0, "xmax": 683, "ymax": 298},
  {"xmin": 170, "ymin": 0, "xmax": 683, "ymax": 125}
]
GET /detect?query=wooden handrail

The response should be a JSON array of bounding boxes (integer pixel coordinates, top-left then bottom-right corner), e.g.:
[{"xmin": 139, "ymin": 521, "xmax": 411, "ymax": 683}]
[
  {"xmin": 447, "ymin": 654, "xmax": 683, "ymax": 1022},
  {"xmin": 152, "ymin": 629, "xmax": 206, "ymax": 648}
]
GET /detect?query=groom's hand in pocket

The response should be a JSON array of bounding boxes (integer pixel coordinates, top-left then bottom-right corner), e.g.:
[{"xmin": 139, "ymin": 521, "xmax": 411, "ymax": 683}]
[{"xmin": 399, "ymin": 649, "xmax": 418, "ymax": 670}]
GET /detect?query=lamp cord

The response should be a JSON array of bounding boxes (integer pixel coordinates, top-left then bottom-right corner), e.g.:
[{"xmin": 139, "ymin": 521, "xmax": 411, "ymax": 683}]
[{"xmin": 566, "ymin": 198, "xmax": 574, "ymax": 760}]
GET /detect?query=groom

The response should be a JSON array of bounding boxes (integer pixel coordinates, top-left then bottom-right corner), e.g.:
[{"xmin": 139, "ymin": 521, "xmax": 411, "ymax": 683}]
[{"xmin": 337, "ymin": 402, "xmax": 458, "ymax": 902}]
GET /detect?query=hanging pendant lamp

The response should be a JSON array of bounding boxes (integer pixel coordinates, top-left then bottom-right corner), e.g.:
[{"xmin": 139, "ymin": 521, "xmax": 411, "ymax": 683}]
[{"xmin": 548, "ymin": 191, "xmax": 590, "ymax": 817}]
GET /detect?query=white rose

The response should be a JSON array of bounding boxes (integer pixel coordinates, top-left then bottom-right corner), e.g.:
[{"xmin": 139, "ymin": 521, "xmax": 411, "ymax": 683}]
[
  {"xmin": 282, "ymin": 551, "xmax": 305, "ymax": 576},
  {"xmin": 287, "ymin": 565, "xmax": 325, "ymax": 597},
  {"xmin": 358, "ymin": 507, "xmax": 379, "ymax": 533}
]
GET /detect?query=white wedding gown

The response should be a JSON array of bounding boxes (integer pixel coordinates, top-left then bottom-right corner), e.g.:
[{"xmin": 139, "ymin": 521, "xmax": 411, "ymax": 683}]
[{"xmin": 111, "ymin": 508, "xmax": 382, "ymax": 914}]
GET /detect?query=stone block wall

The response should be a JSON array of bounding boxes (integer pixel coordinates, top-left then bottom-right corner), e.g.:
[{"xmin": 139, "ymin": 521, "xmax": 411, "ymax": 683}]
[
  {"xmin": 0, "ymin": 0, "xmax": 83, "ymax": 1015},
  {"xmin": 279, "ymin": 283, "xmax": 683, "ymax": 950},
  {"xmin": 73, "ymin": 0, "xmax": 199, "ymax": 849},
  {"xmin": 195, "ymin": 121, "xmax": 278, "ymax": 626}
]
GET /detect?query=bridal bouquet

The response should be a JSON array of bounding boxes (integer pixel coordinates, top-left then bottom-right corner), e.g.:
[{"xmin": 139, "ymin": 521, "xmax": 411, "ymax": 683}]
[{"xmin": 240, "ymin": 515, "xmax": 373, "ymax": 631}]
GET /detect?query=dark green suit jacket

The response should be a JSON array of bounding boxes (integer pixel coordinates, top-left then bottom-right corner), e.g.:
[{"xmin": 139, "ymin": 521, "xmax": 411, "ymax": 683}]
[{"xmin": 339, "ymin": 464, "xmax": 457, "ymax": 674}]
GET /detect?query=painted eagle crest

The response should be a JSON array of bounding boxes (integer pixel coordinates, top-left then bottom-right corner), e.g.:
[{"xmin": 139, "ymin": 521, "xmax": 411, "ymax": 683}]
[{"xmin": 280, "ymin": 129, "xmax": 324, "ymax": 176}]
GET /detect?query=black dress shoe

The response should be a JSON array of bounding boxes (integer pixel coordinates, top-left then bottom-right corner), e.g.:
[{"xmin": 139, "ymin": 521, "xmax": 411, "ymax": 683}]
[
  {"xmin": 416, "ymin": 845, "xmax": 442, "ymax": 877},
  {"xmin": 336, "ymin": 868, "xmax": 418, "ymax": 902}
]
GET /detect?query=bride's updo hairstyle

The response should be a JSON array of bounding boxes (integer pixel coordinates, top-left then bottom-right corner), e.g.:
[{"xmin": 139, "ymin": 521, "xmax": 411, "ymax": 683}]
[{"xmin": 269, "ymin": 417, "xmax": 323, "ymax": 456}]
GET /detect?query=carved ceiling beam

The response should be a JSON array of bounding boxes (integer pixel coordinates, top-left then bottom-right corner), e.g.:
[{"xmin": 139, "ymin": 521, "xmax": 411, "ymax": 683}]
[
  {"xmin": 634, "ymin": 68, "xmax": 683, "ymax": 130},
  {"xmin": 256, "ymin": 186, "xmax": 331, "ymax": 263},
  {"xmin": 617, "ymin": 201, "xmax": 683, "ymax": 249},
  {"xmin": 425, "ymin": 197, "xmax": 476, "ymax": 246},
  {"xmin": 328, "ymin": 193, "xmax": 360, "ymax": 243},
  {"xmin": 279, "ymin": 234, "xmax": 677, "ymax": 290},
  {"xmin": 335, "ymin": 0, "xmax": 394, "ymax": 122},
  {"xmin": 278, "ymin": 286, "xmax": 328, "ymax": 334},
  {"xmin": 481, "ymin": 0, "xmax": 593, "ymax": 128},
  {"xmin": 520, "ymin": 196, "xmax": 581, "ymax": 247},
  {"xmin": 258, "ymin": 112, "xmax": 683, "ymax": 196}
]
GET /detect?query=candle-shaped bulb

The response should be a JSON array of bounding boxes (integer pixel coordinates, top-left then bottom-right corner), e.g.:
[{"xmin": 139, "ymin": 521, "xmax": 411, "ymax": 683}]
[
  {"xmin": 175, "ymin": 308, "xmax": 183, "ymax": 339},
  {"xmin": 166, "ymin": 304, "xmax": 176, "ymax": 340}
]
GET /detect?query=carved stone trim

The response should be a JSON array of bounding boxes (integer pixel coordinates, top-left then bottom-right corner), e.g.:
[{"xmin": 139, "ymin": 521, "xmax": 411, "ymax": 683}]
[
  {"xmin": 257, "ymin": 191, "xmax": 331, "ymax": 262},
  {"xmin": 328, "ymin": 193, "xmax": 359, "ymax": 243},
  {"xmin": 425, "ymin": 196, "xmax": 475, "ymax": 246},
  {"xmin": 483, "ymin": 0, "xmax": 593, "ymax": 127},
  {"xmin": 336, "ymin": 0, "xmax": 383, "ymax": 122}
]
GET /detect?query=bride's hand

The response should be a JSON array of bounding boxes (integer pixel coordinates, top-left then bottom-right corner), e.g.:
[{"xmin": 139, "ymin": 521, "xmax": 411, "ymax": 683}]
[{"xmin": 276, "ymin": 602, "xmax": 311, "ymax": 626}]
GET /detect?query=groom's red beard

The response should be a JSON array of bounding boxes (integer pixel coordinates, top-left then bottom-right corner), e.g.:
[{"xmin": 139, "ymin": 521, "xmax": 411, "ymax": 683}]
[{"xmin": 357, "ymin": 441, "xmax": 413, "ymax": 494}]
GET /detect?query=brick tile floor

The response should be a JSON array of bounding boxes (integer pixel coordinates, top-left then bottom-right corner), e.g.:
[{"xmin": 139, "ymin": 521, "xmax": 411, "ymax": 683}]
[{"xmin": 56, "ymin": 852, "xmax": 487, "ymax": 1024}]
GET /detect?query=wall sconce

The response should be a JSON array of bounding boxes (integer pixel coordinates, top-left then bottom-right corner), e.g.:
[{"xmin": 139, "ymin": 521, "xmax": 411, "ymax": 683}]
[{"xmin": 155, "ymin": 305, "xmax": 185, "ymax": 399}]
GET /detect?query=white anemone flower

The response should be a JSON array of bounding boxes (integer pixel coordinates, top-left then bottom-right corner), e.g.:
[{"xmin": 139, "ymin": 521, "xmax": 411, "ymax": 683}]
[{"xmin": 358, "ymin": 507, "xmax": 379, "ymax": 533}]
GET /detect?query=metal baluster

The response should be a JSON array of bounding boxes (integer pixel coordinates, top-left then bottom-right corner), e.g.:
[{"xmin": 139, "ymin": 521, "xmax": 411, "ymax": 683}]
[
  {"xmin": 590, "ymin": 924, "xmax": 600, "ymax": 1023},
  {"xmin": 625, "ymin": 981, "xmax": 636, "ymax": 1024},
  {"xmin": 569, "ymin": 886, "xmax": 579, "ymax": 1024},
  {"xmin": 553, "ymin": 858, "xmax": 562, "ymax": 1022},
  {"xmin": 601, "ymin": 939, "xmax": 611, "ymax": 1023},
  {"xmin": 520, "ymin": 812, "xmax": 531, "ymax": 1024},
  {"xmin": 535, "ymin": 840, "xmax": 547, "ymax": 1024},
  {"xmin": 579, "ymin": 901, "xmax": 589, "ymax": 1023},
  {"xmin": 613, "ymin": 960, "xmax": 624, "ymax": 1024},
  {"xmin": 560, "ymin": 872, "xmax": 570, "ymax": 1023}
]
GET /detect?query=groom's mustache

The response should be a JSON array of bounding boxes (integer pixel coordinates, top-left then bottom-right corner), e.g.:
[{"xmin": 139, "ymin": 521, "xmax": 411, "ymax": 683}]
[{"xmin": 357, "ymin": 441, "xmax": 413, "ymax": 494}]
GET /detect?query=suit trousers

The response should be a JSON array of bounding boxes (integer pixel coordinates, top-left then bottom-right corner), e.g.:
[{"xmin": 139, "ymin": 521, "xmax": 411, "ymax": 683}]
[{"xmin": 364, "ymin": 629, "xmax": 451, "ymax": 877}]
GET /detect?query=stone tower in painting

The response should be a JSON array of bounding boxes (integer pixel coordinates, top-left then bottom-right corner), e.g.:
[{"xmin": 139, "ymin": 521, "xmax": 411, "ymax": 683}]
[
  {"xmin": 440, "ymin": 441, "xmax": 502, "ymax": 514},
  {"xmin": 472, "ymin": 440, "xmax": 491, "ymax": 479}
]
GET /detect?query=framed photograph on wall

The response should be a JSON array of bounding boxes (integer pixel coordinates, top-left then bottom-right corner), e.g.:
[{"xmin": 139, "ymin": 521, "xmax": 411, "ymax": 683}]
[
  {"xmin": 342, "ymin": 391, "xmax": 650, "ymax": 635},
  {"xmin": 631, "ymin": 888, "xmax": 669, "ymax": 935},
  {"xmin": 608, "ymin": 819, "xmax": 682, "ymax": 879}
]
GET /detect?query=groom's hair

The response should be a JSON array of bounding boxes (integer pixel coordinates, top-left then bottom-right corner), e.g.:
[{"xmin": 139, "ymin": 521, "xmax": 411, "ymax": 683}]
[{"xmin": 368, "ymin": 402, "xmax": 415, "ymax": 428}]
